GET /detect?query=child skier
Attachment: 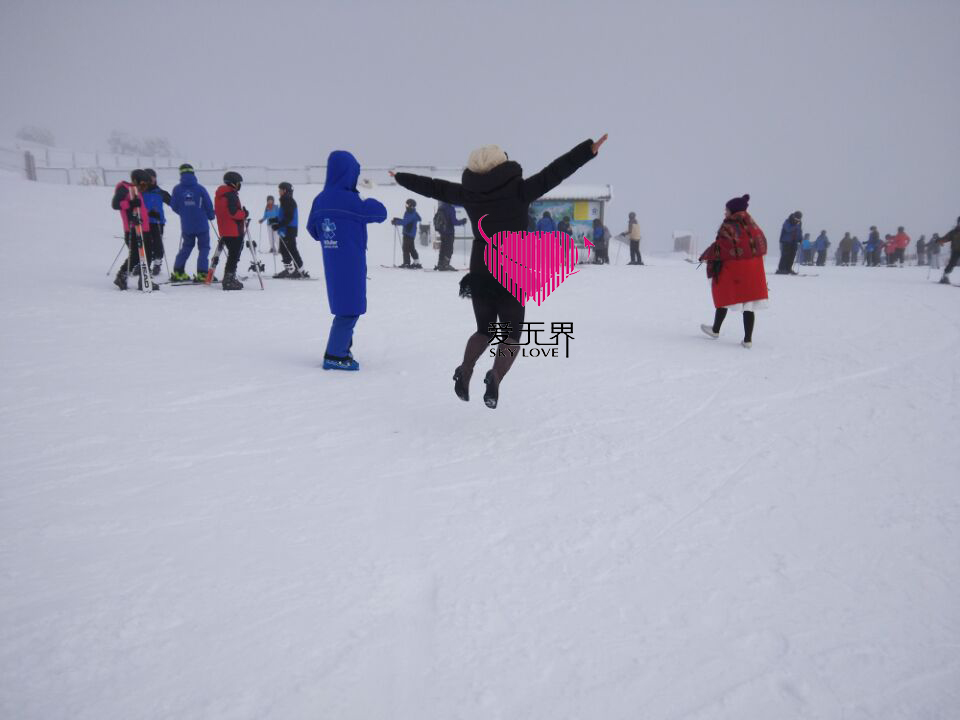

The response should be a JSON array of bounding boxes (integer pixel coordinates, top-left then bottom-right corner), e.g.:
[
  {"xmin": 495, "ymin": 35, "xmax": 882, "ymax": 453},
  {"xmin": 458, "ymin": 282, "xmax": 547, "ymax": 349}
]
[
  {"xmin": 391, "ymin": 199, "xmax": 422, "ymax": 268},
  {"xmin": 306, "ymin": 151, "xmax": 387, "ymax": 370},
  {"xmin": 214, "ymin": 171, "xmax": 249, "ymax": 291},
  {"xmin": 271, "ymin": 182, "xmax": 308, "ymax": 278},
  {"xmin": 259, "ymin": 195, "xmax": 281, "ymax": 254},
  {"xmin": 111, "ymin": 168, "xmax": 155, "ymax": 290},
  {"xmin": 142, "ymin": 169, "xmax": 171, "ymax": 277}
]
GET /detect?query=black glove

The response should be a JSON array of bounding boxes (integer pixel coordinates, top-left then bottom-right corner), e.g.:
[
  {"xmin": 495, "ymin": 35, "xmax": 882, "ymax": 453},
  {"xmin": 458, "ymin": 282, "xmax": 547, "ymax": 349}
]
[
  {"xmin": 128, "ymin": 198, "xmax": 141, "ymax": 208},
  {"xmin": 270, "ymin": 221, "xmax": 280, "ymax": 231},
  {"xmin": 258, "ymin": 218, "xmax": 264, "ymax": 224},
  {"xmin": 242, "ymin": 206, "xmax": 249, "ymax": 217}
]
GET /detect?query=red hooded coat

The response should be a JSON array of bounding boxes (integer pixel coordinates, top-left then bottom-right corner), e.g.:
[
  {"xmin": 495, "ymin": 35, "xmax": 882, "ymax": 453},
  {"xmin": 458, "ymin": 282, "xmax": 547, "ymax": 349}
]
[{"xmin": 699, "ymin": 211, "xmax": 768, "ymax": 308}]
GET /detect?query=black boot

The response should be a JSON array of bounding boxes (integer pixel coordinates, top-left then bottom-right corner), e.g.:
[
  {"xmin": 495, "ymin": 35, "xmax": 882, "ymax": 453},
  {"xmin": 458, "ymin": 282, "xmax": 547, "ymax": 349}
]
[
  {"xmin": 483, "ymin": 341, "xmax": 520, "ymax": 409},
  {"xmin": 222, "ymin": 272, "xmax": 244, "ymax": 291},
  {"xmin": 113, "ymin": 268, "xmax": 128, "ymax": 290},
  {"xmin": 454, "ymin": 332, "xmax": 491, "ymax": 402}
]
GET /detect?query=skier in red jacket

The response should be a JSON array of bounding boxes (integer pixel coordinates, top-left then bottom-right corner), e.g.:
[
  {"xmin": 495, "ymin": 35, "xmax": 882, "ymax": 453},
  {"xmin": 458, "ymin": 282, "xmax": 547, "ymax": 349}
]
[{"xmin": 214, "ymin": 171, "xmax": 249, "ymax": 290}]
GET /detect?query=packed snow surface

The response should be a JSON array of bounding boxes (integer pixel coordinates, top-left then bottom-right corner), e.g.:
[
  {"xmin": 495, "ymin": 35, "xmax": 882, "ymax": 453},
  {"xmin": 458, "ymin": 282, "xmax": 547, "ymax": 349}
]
[{"xmin": 1, "ymin": 171, "xmax": 958, "ymax": 719}]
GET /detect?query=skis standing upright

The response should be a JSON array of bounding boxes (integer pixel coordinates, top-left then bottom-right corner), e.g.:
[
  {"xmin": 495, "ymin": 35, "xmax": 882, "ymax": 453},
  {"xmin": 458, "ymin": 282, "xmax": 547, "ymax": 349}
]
[
  {"xmin": 206, "ymin": 219, "xmax": 223, "ymax": 285},
  {"xmin": 128, "ymin": 184, "xmax": 153, "ymax": 293},
  {"xmin": 244, "ymin": 219, "xmax": 265, "ymax": 290}
]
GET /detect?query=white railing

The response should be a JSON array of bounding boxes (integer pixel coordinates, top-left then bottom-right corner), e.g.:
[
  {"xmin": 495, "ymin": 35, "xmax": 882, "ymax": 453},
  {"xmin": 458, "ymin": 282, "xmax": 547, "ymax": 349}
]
[{"xmin": 2, "ymin": 141, "xmax": 465, "ymax": 188}]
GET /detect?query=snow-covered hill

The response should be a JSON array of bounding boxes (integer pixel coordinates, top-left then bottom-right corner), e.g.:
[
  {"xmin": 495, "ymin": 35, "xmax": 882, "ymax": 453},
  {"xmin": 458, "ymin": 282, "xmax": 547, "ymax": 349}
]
[{"xmin": 1, "ymin": 170, "xmax": 958, "ymax": 719}]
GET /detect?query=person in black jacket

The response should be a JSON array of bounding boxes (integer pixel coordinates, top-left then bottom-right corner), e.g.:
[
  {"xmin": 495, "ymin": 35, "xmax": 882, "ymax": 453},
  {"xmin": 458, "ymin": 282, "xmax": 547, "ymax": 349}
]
[
  {"xmin": 271, "ymin": 182, "xmax": 307, "ymax": 278},
  {"xmin": 392, "ymin": 134, "xmax": 608, "ymax": 408}
]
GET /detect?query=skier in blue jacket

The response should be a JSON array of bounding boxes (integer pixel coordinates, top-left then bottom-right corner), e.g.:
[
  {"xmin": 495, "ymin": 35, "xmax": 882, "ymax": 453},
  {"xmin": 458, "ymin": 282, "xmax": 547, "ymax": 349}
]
[
  {"xmin": 169, "ymin": 164, "xmax": 216, "ymax": 281},
  {"xmin": 143, "ymin": 169, "xmax": 171, "ymax": 277},
  {"xmin": 435, "ymin": 200, "xmax": 467, "ymax": 270},
  {"xmin": 801, "ymin": 233, "xmax": 814, "ymax": 265},
  {"xmin": 391, "ymin": 199, "xmax": 422, "ymax": 268},
  {"xmin": 258, "ymin": 195, "xmax": 281, "ymax": 254},
  {"xmin": 814, "ymin": 231, "xmax": 830, "ymax": 266},
  {"xmin": 271, "ymin": 182, "xmax": 307, "ymax": 278},
  {"xmin": 536, "ymin": 211, "xmax": 556, "ymax": 233},
  {"xmin": 775, "ymin": 211, "xmax": 803, "ymax": 274},
  {"xmin": 307, "ymin": 151, "xmax": 387, "ymax": 371}
]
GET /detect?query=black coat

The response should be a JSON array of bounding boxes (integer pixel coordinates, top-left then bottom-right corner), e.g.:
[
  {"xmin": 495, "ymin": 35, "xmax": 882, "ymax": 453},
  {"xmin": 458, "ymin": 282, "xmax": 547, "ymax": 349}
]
[{"xmin": 395, "ymin": 139, "xmax": 596, "ymax": 293}]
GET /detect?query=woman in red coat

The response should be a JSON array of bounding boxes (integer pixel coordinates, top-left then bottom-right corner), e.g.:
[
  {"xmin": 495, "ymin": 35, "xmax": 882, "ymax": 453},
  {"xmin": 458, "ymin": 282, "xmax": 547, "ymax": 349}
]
[{"xmin": 698, "ymin": 194, "xmax": 768, "ymax": 348}]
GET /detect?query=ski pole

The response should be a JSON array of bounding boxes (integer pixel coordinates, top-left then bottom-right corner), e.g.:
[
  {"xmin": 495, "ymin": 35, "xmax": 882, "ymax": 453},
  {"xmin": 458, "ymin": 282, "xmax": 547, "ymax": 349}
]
[
  {"xmin": 161, "ymin": 230, "xmax": 171, "ymax": 278},
  {"xmin": 616, "ymin": 237, "xmax": 623, "ymax": 265},
  {"xmin": 106, "ymin": 241, "xmax": 126, "ymax": 275},
  {"xmin": 393, "ymin": 224, "xmax": 399, "ymax": 267}
]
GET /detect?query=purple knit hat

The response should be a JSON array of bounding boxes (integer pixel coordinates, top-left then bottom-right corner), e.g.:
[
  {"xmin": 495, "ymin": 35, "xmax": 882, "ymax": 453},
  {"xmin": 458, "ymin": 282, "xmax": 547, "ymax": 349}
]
[{"xmin": 725, "ymin": 194, "xmax": 750, "ymax": 214}]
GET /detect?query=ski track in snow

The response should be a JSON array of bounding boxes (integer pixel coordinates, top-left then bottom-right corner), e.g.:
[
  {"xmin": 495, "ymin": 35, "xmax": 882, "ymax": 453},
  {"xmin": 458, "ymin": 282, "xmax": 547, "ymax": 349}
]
[{"xmin": 0, "ymin": 171, "xmax": 958, "ymax": 719}]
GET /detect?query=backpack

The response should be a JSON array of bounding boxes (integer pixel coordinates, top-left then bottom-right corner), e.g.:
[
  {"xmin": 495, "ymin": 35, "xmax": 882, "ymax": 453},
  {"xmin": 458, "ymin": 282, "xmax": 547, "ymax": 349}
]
[{"xmin": 433, "ymin": 208, "xmax": 449, "ymax": 234}]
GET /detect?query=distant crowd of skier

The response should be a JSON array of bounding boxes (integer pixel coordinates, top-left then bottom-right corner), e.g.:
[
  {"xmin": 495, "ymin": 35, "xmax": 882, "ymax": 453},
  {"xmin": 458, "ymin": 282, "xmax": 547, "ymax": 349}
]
[
  {"xmin": 773, "ymin": 212, "xmax": 960, "ymax": 281},
  {"xmin": 777, "ymin": 218, "xmax": 957, "ymax": 272},
  {"xmin": 107, "ymin": 137, "xmax": 959, "ymax": 406}
]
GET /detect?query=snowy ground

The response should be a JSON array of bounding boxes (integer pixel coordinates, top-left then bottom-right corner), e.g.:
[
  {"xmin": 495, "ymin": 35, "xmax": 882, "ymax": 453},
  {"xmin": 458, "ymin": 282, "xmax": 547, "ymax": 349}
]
[{"xmin": 1, "ymin": 171, "xmax": 958, "ymax": 719}]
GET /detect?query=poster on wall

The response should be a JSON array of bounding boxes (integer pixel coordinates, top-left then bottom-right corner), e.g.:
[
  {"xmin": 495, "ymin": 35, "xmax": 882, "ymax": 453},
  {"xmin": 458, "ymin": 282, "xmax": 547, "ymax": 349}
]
[{"xmin": 529, "ymin": 200, "xmax": 601, "ymax": 247}]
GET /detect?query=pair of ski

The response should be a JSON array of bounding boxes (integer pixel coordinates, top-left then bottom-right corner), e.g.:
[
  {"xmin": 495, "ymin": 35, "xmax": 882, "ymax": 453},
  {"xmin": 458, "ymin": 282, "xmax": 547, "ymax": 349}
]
[
  {"xmin": 127, "ymin": 185, "xmax": 154, "ymax": 293},
  {"xmin": 381, "ymin": 264, "xmax": 465, "ymax": 272},
  {"xmin": 204, "ymin": 219, "xmax": 265, "ymax": 289}
]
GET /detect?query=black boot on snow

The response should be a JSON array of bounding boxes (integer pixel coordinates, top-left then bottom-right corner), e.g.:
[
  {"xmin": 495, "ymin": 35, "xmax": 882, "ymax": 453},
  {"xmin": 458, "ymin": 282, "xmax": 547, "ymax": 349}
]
[
  {"xmin": 483, "ymin": 370, "xmax": 499, "ymax": 409},
  {"xmin": 453, "ymin": 366, "xmax": 471, "ymax": 402},
  {"xmin": 222, "ymin": 272, "xmax": 244, "ymax": 291},
  {"xmin": 273, "ymin": 268, "xmax": 292, "ymax": 279},
  {"xmin": 137, "ymin": 273, "xmax": 158, "ymax": 291},
  {"xmin": 114, "ymin": 268, "xmax": 128, "ymax": 290}
]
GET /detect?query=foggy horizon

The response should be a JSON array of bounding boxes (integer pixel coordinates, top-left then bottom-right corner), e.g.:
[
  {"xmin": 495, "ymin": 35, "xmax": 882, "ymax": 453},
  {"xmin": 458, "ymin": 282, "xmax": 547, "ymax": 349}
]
[{"xmin": 2, "ymin": 0, "xmax": 958, "ymax": 247}]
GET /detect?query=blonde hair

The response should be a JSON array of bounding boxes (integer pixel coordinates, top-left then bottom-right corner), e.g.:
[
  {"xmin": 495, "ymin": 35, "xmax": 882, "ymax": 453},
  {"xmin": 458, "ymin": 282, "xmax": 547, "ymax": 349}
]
[{"xmin": 467, "ymin": 145, "xmax": 508, "ymax": 174}]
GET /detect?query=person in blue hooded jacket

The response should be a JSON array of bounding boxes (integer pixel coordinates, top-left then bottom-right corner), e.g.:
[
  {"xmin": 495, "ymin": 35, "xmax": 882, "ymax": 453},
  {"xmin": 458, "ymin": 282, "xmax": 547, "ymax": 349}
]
[
  {"xmin": 307, "ymin": 151, "xmax": 387, "ymax": 371},
  {"xmin": 391, "ymin": 199, "xmax": 422, "ymax": 268},
  {"xmin": 170, "ymin": 163, "xmax": 216, "ymax": 282},
  {"xmin": 814, "ymin": 230, "xmax": 830, "ymax": 266},
  {"xmin": 800, "ymin": 233, "xmax": 814, "ymax": 265},
  {"xmin": 775, "ymin": 211, "xmax": 802, "ymax": 274},
  {"xmin": 435, "ymin": 200, "xmax": 467, "ymax": 270},
  {"xmin": 536, "ymin": 211, "xmax": 556, "ymax": 234}
]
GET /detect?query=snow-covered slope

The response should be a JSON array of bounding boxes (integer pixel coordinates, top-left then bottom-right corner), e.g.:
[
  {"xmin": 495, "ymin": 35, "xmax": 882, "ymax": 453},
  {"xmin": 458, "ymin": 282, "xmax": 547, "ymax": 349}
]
[{"xmin": 1, "ymin": 171, "xmax": 958, "ymax": 719}]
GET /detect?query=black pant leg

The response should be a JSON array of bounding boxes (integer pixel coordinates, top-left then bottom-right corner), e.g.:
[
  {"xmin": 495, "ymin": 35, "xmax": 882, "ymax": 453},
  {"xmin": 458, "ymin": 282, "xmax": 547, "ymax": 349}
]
[
  {"xmin": 441, "ymin": 233, "xmax": 454, "ymax": 265},
  {"xmin": 223, "ymin": 236, "xmax": 243, "ymax": 274},
  {"xmin": 945, "ymin": 247, "xmax": 960, "ymax": 275},
  {"xmin": 286, "ymin": 230, "xmax": 303, "ymax": 268}
]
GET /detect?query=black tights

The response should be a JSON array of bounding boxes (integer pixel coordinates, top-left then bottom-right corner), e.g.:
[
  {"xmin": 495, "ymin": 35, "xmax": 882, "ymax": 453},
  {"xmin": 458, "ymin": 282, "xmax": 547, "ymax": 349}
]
[
  {"xmin": 712, "ymin": 308, "xmax": 755, "ymax": 342},
  {"xmin": 472, "ymin": 286, "xmax": 525, "ymax": 341}
]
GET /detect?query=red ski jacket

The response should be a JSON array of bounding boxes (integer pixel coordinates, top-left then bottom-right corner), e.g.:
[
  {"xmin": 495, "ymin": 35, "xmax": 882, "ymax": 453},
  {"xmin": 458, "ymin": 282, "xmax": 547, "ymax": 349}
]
[{"xmin": 215, "ymin": 185, "xmax": 247, "ymax": 238}]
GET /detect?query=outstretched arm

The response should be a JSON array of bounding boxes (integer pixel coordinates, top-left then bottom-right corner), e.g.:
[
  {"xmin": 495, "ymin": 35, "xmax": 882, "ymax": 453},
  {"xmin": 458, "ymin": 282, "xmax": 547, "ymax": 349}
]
[
  {"xmin": 521, "ymin": 134, "xmax": 607, "ymax": 203},
  {"xmin": 392, "ymin": 171, "xmax": 466, "ymax": 205}
]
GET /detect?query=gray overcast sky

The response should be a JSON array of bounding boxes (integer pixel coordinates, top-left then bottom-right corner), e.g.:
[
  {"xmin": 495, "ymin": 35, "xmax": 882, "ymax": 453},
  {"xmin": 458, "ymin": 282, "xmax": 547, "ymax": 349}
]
[{"xmin": 1, "ymin": 0, "xmax": 958, "ymax": 248}]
